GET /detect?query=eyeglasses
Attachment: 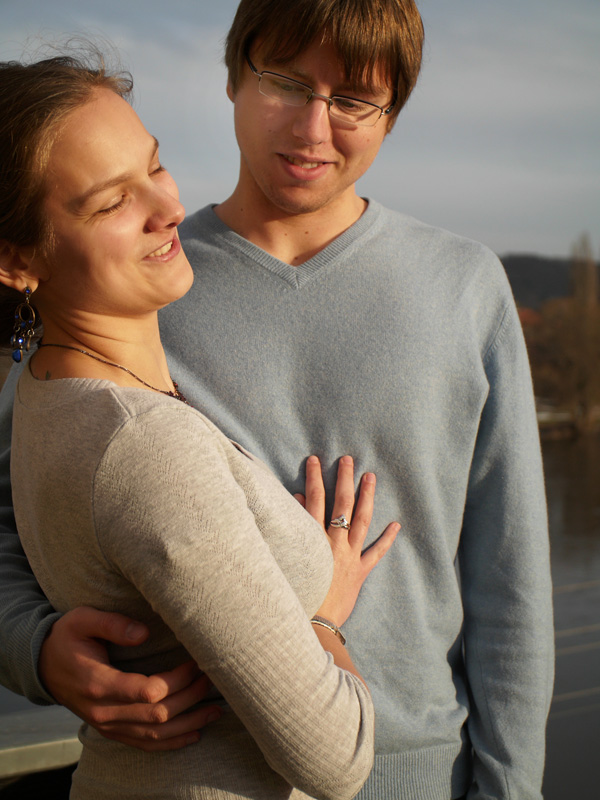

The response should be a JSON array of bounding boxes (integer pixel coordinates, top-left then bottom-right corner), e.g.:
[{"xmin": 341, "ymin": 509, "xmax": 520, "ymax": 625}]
[{"xmin": 246, "ymin": 55, "xmax": 394, "ymax": 128}]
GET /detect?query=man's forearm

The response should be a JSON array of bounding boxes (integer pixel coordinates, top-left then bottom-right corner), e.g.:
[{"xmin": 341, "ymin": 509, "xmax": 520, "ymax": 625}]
[
  {"xmin": 460, "ymin": 299, "xmax": 553, "ymax": 799},
  {"xmin": 0, "ymin": 361, "xmax": 59, "ymax": 702},
  {"xmin": 0, "ymin": 525, "xmax": 59, "ymax": 701}
]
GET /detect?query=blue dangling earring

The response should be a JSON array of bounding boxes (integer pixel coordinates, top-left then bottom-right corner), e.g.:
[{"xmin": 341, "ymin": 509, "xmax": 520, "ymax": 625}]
[{"xmin": 10, "ymin": 287, "xmax": 36, "ymax": 363}]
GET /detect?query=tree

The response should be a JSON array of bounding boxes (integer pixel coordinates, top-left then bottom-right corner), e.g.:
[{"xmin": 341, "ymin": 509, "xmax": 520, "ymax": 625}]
[
  {"xmin": 571, "ymin": 232, "xmax": 598, "ymax": 312},
  {"xmin": 524, "ymin": 233, "xmax": 600, "ymax": 434}
]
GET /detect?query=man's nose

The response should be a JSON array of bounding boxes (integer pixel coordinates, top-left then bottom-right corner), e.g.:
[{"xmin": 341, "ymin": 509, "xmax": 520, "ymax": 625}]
[{"xmin": 291, "ymin": 94, "xmax": 333, "ymax": 145}]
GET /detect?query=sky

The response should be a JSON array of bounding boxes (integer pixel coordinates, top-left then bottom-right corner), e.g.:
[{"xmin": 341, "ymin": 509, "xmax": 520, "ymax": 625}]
[{"xmin": 1, "ymin": 0, "xmax": 598, "ymax": 258}]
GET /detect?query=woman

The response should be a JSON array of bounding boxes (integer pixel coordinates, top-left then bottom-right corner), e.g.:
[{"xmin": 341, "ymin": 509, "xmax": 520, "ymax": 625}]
[{"xmin": 0, "ymin": 51, "xmax": 399, "ymax": 799}]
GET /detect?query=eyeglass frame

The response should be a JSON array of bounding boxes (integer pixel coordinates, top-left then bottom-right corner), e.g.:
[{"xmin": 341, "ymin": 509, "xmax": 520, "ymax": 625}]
[{"xmin": 245, "ymin": 54, "xmax": 395, "ymax": 128}]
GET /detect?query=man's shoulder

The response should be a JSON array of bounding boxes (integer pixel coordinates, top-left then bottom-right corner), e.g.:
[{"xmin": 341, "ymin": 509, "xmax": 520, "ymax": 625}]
[
  {"xmin": 367, "ymin": 199, "xmax": 506, "ymax": 289},
  {"xmin": 179, "ymin": 204, "xmax": 219, "ymax": 244},
  {"xmin": 374, "ymin": 201, "xmax": 495, "ymax": 257}
]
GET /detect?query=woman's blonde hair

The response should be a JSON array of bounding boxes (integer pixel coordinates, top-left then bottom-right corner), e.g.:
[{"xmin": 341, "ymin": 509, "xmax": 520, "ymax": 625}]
[
  {"xmin": 0, "ymin": 42, "xmax": 132, "ymax": 342},
  {"xmin": 0, "ymin": 43, "xmax": 132, "ymax": 253}
]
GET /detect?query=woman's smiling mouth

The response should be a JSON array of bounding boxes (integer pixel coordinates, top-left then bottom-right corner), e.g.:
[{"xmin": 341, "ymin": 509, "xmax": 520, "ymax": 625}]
[
  {"xmin": 148, "ymin": 241, "xmax": 173, "ymax": 258},
  {"xmin": 146, "ymin": 236, "xmax": 181, "ymax": 260}
]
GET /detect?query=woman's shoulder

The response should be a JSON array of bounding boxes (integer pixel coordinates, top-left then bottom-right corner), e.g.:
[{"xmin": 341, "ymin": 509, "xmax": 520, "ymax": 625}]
[
  {"xmin": 16, "ymin": 371, "xmax": 227, "ymax": 464},
  {"xmin": 99, "ymin": 387, "xmax": 247, "ymax": 482},
  {"xmin": 98, "ymin": 386, "xmax": 225, "ymax": 450}
]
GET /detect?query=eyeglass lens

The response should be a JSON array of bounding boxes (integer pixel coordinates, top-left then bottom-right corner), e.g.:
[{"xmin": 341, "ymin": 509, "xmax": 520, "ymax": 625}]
[{"xmin": 258, "ymin": 73, "xmax": 382, "ymax": 126}]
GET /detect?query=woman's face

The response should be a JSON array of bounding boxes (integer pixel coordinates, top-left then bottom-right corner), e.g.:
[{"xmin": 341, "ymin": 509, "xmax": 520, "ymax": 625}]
[{"xmin": 33, "ymin": 87, "xmax": 192, "ymax": 322}]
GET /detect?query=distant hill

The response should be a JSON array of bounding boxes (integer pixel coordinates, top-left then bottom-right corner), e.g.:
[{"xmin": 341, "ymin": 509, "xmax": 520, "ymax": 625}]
[{"xmin": 499, "ymin": 254, "xmax": 573, "ymax": 309}]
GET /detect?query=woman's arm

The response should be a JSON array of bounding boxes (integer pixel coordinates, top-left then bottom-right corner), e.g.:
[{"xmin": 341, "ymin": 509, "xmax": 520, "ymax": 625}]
[
  {"xmin": 94, "ymin": 407, "xmax": 395, "ymax": 800},
  {"xmin": 0, "ymin": 363, "xmax": 218, "ymax": 748}
]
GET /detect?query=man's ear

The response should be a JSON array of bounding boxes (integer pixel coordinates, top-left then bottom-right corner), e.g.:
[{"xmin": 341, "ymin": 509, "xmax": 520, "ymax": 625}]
[
  {"xmin": 0, "ymin": 241, "xmax": 41, "ymax": 293},
  {"xmin": 226, "ymin": 80, "xmax": 235, "ymax": 103}
]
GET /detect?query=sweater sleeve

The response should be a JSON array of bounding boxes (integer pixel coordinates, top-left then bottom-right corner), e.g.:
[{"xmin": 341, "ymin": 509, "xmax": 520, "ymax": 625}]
[
  {"xmin": 459, "ymin": 299, "xmax": 554, "ymax": 800},
  {"xmin": 93, "ymin": 406, "xmax": 374, "ymax": 800},
  {"xmin": 0, "ymin": 363, "xmax": 58, "ymax": 703}
]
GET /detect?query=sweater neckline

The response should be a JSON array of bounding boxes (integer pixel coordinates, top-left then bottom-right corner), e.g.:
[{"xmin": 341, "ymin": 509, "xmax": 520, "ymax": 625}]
[
  {"xmin": 17, "ymin": 362, "xmax": 163, "ymax": 411},
  {"xmin": 201, "ymin": 198, "xmax": 381, "ymax": 288}
]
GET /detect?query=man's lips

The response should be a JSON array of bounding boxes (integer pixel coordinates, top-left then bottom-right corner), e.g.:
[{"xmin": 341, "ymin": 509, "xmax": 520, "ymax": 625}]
[
  {"xmin": 282, "ymin": 154, "xmax": 326, "ymax": 170},
  {"xmin": 278, "ymin": 154, "xmax": 334, "ymax": 182}
]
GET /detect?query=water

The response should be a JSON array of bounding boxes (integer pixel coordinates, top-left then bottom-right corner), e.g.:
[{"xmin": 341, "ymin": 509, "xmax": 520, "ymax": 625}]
[
  {"xmin": 542, "ymin": 435, "xmax": 600, "ymax": 800},
  {"xmin": 1, "ymin": 436, "xmax": 599, "ymax": 796}
]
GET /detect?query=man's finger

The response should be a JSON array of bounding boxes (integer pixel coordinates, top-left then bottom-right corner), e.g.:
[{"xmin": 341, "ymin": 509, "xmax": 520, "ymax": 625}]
[
  {"xmin": 138, "ymin": 660, "xmax": 203, "ymax": 704},
  {"xmin": 78, "ymin": 663, "xmax": 198, "ymax": 709},
  {"xmin": 67, "ymin": 607, "xmax": 149, "ymax": 647},
  {"xmin": 97, "ymin": 704, "xmax": 223, "ymax": 751}
]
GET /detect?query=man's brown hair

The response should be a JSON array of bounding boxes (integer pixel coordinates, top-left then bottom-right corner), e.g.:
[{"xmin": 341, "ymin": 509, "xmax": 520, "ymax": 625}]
[{"xmin": 224, "ymin": 0, "xmax": 424, "ymax": 129}]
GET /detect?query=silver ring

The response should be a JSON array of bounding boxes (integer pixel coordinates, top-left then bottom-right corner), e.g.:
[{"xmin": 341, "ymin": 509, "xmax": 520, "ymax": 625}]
[{"xmin": 330, "ymin": 515, "xmax": 351, "ymax": 530}]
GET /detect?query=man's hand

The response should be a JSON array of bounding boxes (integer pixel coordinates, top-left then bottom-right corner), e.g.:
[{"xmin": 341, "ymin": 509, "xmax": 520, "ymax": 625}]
[{"xmin": 38, "ymin": 607, "xmax": 221, "ymax": 751}]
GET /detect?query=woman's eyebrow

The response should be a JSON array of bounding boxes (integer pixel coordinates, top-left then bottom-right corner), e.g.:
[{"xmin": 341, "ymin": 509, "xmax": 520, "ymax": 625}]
[{"xmin": 70, "ymin": 137, "xmax": 160, "ymax": 211}]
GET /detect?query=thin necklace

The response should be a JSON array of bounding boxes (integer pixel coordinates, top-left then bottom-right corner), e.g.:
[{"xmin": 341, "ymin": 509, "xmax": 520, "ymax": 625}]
[{"xmin": 37, "ymin": 343, "xmax": 190, "ymax": 405}]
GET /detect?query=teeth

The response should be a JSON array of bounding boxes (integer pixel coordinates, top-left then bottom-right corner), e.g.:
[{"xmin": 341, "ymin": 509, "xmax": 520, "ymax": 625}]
[
  {"xmin": 284, "ymin": 155, "xmax": 321, "ymax": 169},
  {"xmin": 148, "ymin": 241, "xmax": 173, "ymax": 258}
]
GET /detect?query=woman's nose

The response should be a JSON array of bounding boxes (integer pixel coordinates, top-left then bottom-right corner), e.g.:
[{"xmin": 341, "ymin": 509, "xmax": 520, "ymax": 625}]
[{"xmin": 145, "ymin": 185, "xmax": 185, "ymax": 231}]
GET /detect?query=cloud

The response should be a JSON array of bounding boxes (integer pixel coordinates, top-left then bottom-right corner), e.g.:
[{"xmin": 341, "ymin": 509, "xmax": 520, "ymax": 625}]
[
  {"xmin": 360, "ymin": 0, "xmax": 600, "ymax": 254},
  {"xmin": 1, "ymin": 0, "xmax": 598, "ymax": 256}
]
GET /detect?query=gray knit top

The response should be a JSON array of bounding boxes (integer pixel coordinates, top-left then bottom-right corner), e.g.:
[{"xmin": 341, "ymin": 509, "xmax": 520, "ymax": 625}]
[{"xmin": 11, "ymin": 366, "xmax": 374, "ymax": 800}]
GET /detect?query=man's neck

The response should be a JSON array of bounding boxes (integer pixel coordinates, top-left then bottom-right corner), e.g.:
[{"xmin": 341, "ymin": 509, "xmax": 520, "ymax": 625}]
[{"xmin": 214, "ymin": 190, "xmax": 367, "ymax": 266}]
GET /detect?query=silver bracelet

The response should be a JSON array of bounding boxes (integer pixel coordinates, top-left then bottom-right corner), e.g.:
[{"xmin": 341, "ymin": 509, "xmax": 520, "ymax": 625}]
[{"xmin": 310, "ymin": 615, "xmax": 346, "ymax": 645}]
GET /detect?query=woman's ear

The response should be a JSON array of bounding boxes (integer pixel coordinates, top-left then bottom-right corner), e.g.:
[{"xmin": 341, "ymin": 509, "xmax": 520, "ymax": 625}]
[{"xmin": 0, "ymin": 241, "xmax": 41, "ymax": 293}]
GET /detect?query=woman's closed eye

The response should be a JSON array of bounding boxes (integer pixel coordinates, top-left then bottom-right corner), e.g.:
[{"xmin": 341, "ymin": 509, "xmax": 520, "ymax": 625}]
[
  {"xmin": 97, "ymin": 196, "xmax": 126, "ymax": 215},
  {"xmin": 96, "ymin": 164, "xmax": 166, "ymax": 215}
]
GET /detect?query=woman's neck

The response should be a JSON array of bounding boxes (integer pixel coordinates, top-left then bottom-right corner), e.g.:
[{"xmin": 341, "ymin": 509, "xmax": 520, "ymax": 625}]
[{"xmin": 31, "ymin": 313, "xmax": 175, "ymax": 396}]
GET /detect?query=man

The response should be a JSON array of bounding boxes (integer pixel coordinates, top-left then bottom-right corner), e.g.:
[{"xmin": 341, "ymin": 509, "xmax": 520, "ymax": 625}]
[{"xmin": 0, "ymin": 1, "xmax": 553, "ymax": 798}]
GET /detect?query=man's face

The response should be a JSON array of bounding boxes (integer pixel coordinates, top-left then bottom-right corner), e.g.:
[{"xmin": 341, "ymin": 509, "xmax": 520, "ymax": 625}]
[{"xmin": 228, "ymin": 39, "xmax": 392, "ymax": 220}]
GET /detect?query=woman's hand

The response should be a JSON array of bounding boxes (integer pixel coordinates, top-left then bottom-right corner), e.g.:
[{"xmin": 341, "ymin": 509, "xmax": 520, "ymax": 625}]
[{"xmin": 298, "ymin": 455, "xmax": 400, "ymax": 628}]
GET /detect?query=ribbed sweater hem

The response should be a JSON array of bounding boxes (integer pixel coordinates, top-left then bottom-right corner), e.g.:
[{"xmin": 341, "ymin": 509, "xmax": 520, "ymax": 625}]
[{"xmin": 356, "ymin": 742, "xmax": 471, "ymax": 800}]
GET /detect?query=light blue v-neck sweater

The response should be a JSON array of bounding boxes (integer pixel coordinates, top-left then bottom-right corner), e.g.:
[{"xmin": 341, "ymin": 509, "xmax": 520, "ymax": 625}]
[{"xmin": 0, "ymin": 200, "xmax": 553, "ymax": 799}]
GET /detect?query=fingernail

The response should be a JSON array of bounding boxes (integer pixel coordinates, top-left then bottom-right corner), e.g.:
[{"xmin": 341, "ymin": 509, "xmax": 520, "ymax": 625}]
[
  {"xmin": 307, "ymin": 455, "xmax": 319, "ymax": 464},
  {"xmin": 207, "ymin": 711, "xmax": 221, "ymax": 723},
  {"xmin": 185, "ymin": 733, "xmax": 201, "ymax": 745},
  {"xmin": 341, "ymin": 455, "xmax": 353, "ymax": 465},
  {"xmin": 125, "ymin": 622, "xmax": 146, "ymax": 640},
  {"xmin": 364, "ymin": 472, "xmax": 376, "ymax": 484}
]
